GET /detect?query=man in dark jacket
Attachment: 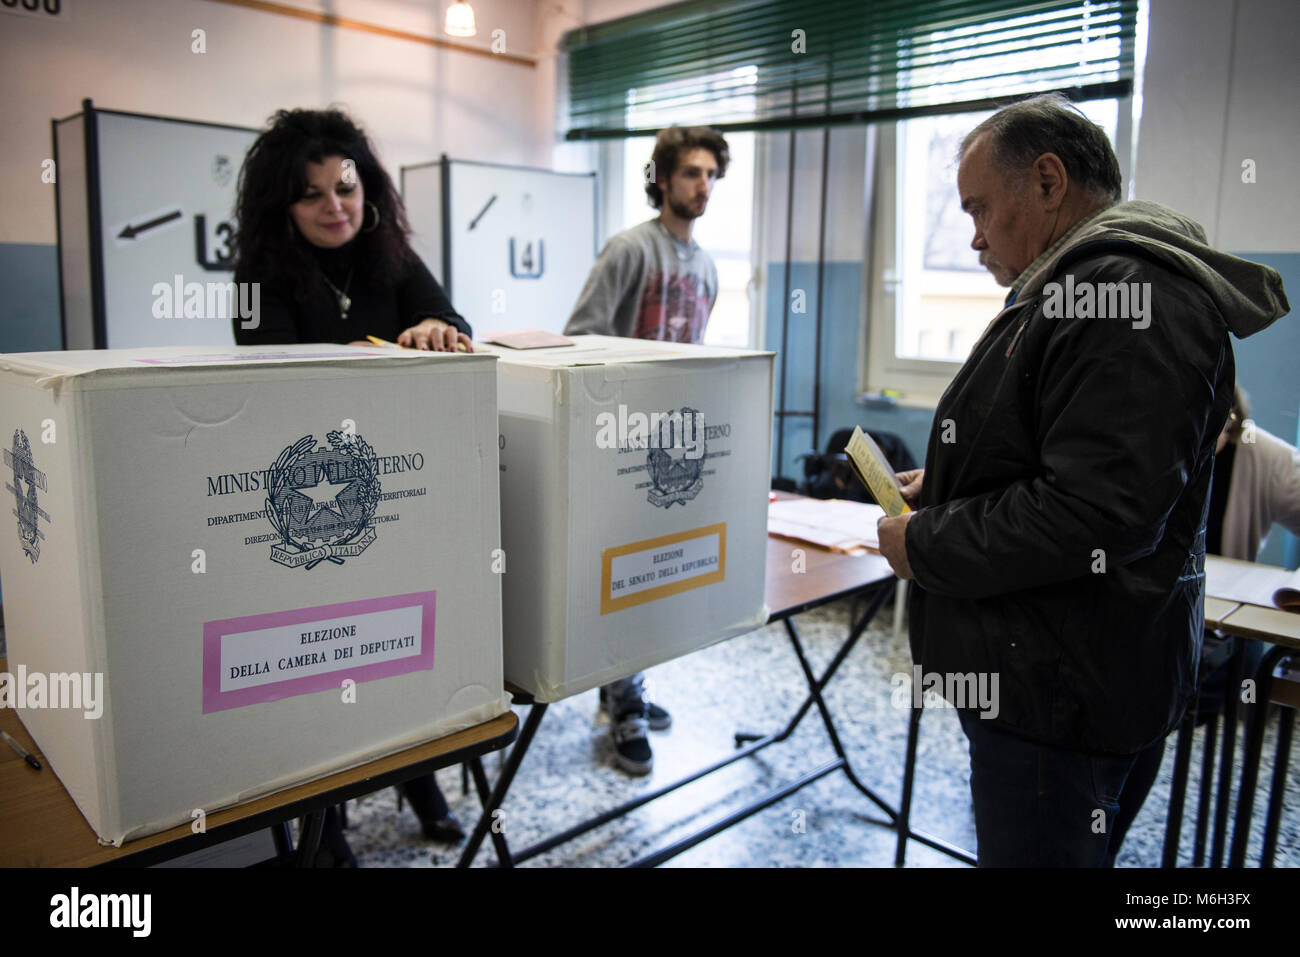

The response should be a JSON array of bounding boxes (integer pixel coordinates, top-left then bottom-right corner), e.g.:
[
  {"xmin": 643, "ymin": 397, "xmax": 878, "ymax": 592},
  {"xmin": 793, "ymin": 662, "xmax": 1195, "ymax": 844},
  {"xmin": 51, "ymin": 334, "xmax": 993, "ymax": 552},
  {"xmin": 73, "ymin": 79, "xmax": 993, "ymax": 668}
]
[{"xmin": 876, "ymin": 94, "xmax": 1288, "ymax": 867}]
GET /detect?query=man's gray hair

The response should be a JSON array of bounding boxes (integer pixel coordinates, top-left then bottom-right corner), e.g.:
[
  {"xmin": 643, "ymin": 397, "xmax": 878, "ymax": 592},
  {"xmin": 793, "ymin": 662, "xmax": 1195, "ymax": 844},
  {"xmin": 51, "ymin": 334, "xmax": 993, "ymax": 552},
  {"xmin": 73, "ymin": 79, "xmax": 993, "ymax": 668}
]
[{"xmin": 959, "ymin": 93, "xmax": 1122, "ymax": 204}]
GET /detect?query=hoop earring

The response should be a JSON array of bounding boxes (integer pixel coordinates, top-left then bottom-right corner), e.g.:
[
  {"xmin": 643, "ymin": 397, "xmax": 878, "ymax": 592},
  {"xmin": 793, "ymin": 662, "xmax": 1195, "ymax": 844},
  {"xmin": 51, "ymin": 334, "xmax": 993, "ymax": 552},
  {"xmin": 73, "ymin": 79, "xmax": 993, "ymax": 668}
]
[{"xmin": 364, "ymin": 201, "xmax": 381, "ymax": 233}]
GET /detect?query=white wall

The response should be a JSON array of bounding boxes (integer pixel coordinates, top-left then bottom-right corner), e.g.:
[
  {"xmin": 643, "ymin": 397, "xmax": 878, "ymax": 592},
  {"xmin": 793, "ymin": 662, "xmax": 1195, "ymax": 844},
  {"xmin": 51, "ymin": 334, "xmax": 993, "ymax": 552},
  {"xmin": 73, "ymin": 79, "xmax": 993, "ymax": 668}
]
[
  {"xmin": 0, "ymin": 0, "xmax": 543, "ymax": 245},
  {"xmin": 11, "ymin": 0, "xmax": 1294, "ymax": 253},
  {"xmin": 1135, "ymin": 0, "xmax": 1300, "ymax": 251}
]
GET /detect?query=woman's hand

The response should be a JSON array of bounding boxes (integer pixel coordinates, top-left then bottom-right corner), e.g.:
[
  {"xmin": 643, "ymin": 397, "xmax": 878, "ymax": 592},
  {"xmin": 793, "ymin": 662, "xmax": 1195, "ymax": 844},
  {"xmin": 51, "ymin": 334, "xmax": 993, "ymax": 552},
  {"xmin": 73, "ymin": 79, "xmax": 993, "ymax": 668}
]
[
  {"xmin": 896, "ymin": 468, "xmax": 924, "ymax": 509},
  {"xmin": 397, "ymin": 318, "xmax": 473, "ymax": 352}
]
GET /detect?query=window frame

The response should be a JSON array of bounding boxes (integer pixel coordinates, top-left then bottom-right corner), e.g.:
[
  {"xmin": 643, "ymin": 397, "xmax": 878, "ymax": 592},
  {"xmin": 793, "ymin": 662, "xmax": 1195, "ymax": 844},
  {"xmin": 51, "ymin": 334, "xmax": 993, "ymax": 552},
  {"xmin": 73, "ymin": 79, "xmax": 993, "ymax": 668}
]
[
  {"xmin": 863, "ymin": 96, "xmax": 1134, "ymax": 407},
  {"xmin": 597, "ymin": 134, "xmax": 765, "ymax": 351}
]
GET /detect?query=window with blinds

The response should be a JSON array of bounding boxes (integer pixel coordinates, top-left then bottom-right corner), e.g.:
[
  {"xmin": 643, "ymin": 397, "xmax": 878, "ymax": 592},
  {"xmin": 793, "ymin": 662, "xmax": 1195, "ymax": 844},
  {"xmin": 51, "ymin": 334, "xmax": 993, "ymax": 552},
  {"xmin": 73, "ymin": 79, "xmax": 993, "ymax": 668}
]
[{"xmin": 564, "ymin": 0, "xmax": 1139, "ymax": 138}]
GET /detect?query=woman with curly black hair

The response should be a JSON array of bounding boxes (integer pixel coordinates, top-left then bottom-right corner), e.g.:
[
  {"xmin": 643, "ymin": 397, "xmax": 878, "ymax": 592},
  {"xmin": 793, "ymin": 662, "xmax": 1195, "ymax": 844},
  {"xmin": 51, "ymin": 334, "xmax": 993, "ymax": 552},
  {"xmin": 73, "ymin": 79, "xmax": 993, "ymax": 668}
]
[
  {"xmin": 232, "ymin": 108, "xmax": 468, "ymax": 865},
  {"xmin": 233, "ymin": 107, "xmax": 470, "ymax": 351}
]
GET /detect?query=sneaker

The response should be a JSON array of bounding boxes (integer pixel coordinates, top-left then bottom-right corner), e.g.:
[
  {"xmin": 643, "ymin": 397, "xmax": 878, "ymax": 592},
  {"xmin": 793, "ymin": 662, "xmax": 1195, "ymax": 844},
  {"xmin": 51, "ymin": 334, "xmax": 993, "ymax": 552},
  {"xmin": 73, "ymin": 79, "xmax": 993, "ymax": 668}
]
[
  {"xmin": 646, "ymin": 701, "xmax": 672, "ymax": 731},
  {"xmin": 611, "ymin": 711, "xmax": 653, "ymax": 776},
  {"xmin": 599, "ymin": 686, "xmax": 672, "ymax": 731}
]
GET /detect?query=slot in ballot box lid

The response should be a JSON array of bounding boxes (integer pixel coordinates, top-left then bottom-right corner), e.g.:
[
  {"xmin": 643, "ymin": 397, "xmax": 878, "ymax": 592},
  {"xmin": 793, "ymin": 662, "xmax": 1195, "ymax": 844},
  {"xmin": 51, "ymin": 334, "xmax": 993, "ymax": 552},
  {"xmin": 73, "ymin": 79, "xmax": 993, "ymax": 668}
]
[
  {"xmin": 476, "ymin": 334, "xmax": 774, "ymax": 366},
  {"xmin": 0, "ymin": 342, "xmax": 497, "ymax": 379}
]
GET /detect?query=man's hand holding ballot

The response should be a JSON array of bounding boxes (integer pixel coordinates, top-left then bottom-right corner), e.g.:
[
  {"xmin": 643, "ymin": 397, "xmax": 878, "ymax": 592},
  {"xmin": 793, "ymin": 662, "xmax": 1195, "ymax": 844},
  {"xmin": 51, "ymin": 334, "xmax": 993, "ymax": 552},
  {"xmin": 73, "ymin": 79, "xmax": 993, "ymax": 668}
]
[
  {"xmin": 878, "ymin": 468, "xmax": 924, "ymax": 580},
  {"xmin": 838, "ymin": 424, "xmax": 917, "ymax": 579}
]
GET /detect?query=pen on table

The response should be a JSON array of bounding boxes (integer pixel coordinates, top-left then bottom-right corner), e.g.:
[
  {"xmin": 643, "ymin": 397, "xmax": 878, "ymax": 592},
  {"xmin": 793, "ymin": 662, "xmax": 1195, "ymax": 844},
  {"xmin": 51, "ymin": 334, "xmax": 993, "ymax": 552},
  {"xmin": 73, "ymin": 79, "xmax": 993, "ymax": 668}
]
[
  {"xmin": 366, "ymin": 335, "xmax": 470, "ymax": 353},
  {"xmin": 0, "ymin": 730, "xmax": 42, "ymax": 770}
]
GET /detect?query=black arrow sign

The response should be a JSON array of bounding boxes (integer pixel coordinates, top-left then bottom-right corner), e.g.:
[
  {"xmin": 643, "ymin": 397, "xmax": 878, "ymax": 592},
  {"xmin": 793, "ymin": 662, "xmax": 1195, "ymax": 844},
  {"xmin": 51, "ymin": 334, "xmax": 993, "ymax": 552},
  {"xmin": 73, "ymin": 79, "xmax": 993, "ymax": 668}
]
[
  {"xmin": 117, "ymin": 209, "xmax": 183, "ymax": 240},
  {"xmin": 468, "ymin": 194, "xmax": 497, "ymax": 231}
]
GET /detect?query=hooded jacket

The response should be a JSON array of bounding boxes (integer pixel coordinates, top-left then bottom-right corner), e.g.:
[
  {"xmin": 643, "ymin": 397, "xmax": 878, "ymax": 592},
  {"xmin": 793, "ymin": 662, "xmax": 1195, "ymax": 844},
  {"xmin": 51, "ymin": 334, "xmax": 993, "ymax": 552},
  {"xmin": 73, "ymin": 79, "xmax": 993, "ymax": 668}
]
[{"xmin": 905, "ymin": 200, "xmax": 1289, "ymax": 754}]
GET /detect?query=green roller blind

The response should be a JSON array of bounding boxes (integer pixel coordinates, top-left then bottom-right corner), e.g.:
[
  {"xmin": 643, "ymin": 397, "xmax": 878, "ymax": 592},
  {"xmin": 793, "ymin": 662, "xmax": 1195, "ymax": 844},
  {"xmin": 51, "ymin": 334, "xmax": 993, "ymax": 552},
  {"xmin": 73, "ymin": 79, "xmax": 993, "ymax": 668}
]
[{"xmin": 563, "ymin": 0, "xmax": 1138, "ymax": 139}]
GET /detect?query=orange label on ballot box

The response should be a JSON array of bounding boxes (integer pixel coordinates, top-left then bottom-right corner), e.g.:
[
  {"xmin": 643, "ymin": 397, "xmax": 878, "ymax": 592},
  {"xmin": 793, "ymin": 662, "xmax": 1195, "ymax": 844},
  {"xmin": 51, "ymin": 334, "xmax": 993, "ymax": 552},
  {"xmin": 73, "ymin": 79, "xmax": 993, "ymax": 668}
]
[{"xmin": 600, "ymin": 523, "xmax": 727, "ymax": 615}]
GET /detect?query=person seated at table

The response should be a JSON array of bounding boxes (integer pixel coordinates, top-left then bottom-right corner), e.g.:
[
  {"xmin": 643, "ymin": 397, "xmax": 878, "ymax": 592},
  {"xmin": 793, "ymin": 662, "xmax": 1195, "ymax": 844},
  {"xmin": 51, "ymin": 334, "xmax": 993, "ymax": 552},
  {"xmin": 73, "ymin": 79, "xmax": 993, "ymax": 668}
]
[
  {"xmin": 232, "ymin": 107, "xmax": 469, "ymax": 864},
  {"xmin": 233, "ymin": 107, "xmax": 471, "ymax": 352},
  {"xmin": 1108, "ymin": 382, "xmax": 1300, "ymax": 858}
]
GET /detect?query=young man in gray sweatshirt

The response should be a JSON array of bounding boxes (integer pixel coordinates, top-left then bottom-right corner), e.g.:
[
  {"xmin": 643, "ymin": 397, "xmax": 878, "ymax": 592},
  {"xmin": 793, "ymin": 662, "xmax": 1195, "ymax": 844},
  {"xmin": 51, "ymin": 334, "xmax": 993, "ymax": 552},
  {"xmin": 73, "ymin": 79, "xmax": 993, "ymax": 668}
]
[{"xmin": 565, "ymin": 125, "xmax": 730, "ymax": 773}]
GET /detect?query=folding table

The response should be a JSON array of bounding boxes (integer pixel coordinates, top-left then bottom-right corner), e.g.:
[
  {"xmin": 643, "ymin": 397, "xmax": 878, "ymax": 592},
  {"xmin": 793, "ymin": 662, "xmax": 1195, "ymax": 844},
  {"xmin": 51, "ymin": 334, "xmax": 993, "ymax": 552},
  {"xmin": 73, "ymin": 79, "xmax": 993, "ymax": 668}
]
[
  {"xmin": 0, "ymin": 671, "xmax": 518, "ymax": 868},
  {"xmin": 455, "ymin": 516, "xmax": 973, "ymax": 867}
]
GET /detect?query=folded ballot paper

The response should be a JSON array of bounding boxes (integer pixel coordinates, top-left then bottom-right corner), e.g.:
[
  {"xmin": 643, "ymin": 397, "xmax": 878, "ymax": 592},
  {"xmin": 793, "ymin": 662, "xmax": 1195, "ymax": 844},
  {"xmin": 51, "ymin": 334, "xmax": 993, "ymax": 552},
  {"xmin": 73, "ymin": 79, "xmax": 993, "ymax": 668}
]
[{"xmin": 844, "ymin": 426, "xmax": 911, "ymax": 518}]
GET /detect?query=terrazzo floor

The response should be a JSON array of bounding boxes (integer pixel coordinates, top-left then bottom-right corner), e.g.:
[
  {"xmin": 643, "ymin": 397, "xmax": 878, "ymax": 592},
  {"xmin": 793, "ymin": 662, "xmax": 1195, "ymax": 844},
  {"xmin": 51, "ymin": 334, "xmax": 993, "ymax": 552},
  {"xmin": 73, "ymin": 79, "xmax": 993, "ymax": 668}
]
[{"xmin": 323, "ymin": 595, "xmax": 1300, "ymax": 869}]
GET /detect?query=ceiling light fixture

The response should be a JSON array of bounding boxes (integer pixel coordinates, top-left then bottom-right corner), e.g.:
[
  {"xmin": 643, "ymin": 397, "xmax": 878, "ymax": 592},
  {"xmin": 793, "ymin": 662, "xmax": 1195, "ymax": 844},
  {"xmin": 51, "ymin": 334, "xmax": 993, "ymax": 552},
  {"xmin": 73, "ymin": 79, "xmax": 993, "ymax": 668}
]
[{"xmin": 445, "ymin": 1, "xmax": 477, "ymax": 38}]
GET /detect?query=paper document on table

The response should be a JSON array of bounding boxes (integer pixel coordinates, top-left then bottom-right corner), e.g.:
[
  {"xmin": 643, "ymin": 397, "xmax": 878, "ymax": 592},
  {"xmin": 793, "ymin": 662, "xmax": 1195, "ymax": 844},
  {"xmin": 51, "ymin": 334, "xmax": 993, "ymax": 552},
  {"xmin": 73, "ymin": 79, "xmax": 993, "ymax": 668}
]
[
  {"xmin": 481, "ymin": 329, "xmax": 576, "ymax": 349},
  {"xmin": 1205, "ymin": 555, "xmax": 1300, "ymax": 612},
  {"xmin": 844, "ymin": 427, "xmax": 911, "ymax": 518},
  {"xmin": 768, "ymin": 498, "xmax": 885, "ymax": 552}
]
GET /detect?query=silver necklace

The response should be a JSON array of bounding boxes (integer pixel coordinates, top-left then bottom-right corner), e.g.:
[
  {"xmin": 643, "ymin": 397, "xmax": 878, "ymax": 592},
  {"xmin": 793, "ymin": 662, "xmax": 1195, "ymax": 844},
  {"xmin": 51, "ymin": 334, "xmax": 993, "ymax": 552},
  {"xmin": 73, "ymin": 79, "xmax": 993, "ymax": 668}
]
[{"xmin": 322, "ymin": 267, "xmax": 355, "ymax": 320}]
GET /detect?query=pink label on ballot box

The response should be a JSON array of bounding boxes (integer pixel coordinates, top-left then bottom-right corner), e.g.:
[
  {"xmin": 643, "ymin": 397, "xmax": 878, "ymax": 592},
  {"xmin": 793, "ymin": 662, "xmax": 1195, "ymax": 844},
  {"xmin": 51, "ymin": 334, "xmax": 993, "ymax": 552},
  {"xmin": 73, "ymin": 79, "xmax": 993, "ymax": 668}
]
[{"xmin": 202, "ymin": 591, "xmax": 435, "ymax": 713}]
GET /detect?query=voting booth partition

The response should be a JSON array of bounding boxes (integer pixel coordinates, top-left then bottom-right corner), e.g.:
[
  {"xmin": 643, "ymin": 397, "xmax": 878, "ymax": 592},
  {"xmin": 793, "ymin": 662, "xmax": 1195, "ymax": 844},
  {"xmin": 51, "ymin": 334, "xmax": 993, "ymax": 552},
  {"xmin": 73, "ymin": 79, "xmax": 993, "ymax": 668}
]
[
  {"xmin": 0, "ymin": 346, "xmax": 509, "ymax": 845},
  {"xmin": 402, "ymin": 157, "xmax": 597, "ymax": 338},
  {"xmin": 52, "ymin": 100, "xmax": 257, "ymax": 351},
  {"xmin": 484, "ymin": 336, "xmax": 774, "ymax": 701}
]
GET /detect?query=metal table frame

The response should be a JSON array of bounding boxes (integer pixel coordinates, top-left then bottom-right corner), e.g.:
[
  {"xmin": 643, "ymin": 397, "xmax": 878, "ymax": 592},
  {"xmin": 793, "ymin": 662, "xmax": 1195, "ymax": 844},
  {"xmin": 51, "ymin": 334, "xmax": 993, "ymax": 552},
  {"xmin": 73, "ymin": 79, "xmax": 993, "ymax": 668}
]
[
  {"xmin": 102, "ymin": 716, "xmax": 519, "ymax": 868},
  {"xmin": 0, "ymin": 710, "xmax": 518, "ymax": 869},
  {"xmin": 1230, "ymin": 642, "xmax": 1296, "ymax": 868},
  {"xmin": 1160, "ymin": 603, "xmax": 1298, "ymax": 869},
  {"xmin": 456, "ymin": 570, "xmax": 976, "ymax": 868}
]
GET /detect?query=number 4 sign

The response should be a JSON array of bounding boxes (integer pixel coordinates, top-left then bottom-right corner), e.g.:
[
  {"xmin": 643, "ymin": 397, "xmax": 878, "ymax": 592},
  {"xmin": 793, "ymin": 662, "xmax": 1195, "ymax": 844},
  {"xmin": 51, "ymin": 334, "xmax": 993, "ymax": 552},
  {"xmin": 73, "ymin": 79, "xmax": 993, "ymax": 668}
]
[{"xmin": 509, "ymin": 237, "xmax": 544, "ymax": 279}]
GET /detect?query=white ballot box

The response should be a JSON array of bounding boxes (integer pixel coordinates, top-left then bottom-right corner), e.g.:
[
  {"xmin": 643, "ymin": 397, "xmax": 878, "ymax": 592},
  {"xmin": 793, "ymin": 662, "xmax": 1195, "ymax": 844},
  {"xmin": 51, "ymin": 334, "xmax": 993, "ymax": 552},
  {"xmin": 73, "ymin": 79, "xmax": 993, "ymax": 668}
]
[
  {"xmin": 485, "ymin": 335, "xmax": 774, "ymax": 701},
  {"xmin": 0, "ymin": 345, "xmax": 508, "ymax": 845}
]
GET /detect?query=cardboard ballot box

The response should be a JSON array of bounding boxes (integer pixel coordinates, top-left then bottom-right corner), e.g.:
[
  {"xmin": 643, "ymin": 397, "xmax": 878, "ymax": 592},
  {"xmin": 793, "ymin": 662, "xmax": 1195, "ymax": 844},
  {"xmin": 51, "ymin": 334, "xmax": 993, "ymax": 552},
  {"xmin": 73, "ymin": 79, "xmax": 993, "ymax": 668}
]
[
  {"xmin": 0, "ymin": 345, "xmax": 508, "ymax": 844},
  {"xmin": 483, "ymin": 336, "xmax": 774, "ymax": 701}
]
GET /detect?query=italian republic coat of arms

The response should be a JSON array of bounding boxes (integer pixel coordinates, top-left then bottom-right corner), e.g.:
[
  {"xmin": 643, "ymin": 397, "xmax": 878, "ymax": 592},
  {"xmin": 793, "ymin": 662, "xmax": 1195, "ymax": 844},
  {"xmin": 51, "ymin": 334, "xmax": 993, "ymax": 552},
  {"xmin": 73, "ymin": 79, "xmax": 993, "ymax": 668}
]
[
  {"xmin": 5, "ymin": 428, "xmax": 49, "ymax": 563},
  {"xmin": 264, "ymin": 430, "xmax": 381, "ymax": 570}
]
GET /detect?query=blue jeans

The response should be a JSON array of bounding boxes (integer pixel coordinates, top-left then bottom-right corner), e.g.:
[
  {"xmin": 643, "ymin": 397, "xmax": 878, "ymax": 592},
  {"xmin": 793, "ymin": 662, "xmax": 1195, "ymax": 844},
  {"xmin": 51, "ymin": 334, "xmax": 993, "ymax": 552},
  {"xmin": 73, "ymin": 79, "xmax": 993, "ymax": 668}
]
[{"xmin": 958, "ymin": 709, "xmax": 1142, "ymax": 867}]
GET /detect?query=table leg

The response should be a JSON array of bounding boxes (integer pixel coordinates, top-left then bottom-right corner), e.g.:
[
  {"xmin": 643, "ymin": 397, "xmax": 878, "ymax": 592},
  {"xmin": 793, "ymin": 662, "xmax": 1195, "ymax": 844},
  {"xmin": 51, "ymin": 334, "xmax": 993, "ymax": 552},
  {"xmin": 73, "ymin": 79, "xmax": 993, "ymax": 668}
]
[
  {"xmin": 456, "ymin": 702, "xmax": 548, "ymax": 868},
  {"xmin": 894, "ymin": 705, "xmax": 923, "ymax": 867},
  {"xmin": 1192, "ymin": 713, "xmax": 1219, "ymax": 867},
  {"xmin": 782, "ymin": 613, "xmax": 896, "ymax": 820},
  {"xmin": 294, "ymin": 810, "xmax": 325, "ymax": 868},
  {"xmin": 1260, "ymin": 705, "xmax": 1293, "ymax": 868},
  {"xmin": 269, "ymin": 821, "xmax": 293, "ymax": 860},
  {"xmin": 1162, "ymin": 687, "xmax": 1199, "ymax": 867},
  {"xmin": 443, "ymin": 578, "xmax": 944, "ymax": 868},
  {"xmin": 467, "ymin": 756, "xmax": 516, "ymax": 866},
  {"xmin": 736, "ymin": 587, "xmax": 886, "ymax": 749},
  {"xmin": 1229, "ymin": 644, "xmax": 1290, "ymax": 867},
  {"xmin": 1210, "ymin": 639, "xmax": 1245, "ymax": 867}
]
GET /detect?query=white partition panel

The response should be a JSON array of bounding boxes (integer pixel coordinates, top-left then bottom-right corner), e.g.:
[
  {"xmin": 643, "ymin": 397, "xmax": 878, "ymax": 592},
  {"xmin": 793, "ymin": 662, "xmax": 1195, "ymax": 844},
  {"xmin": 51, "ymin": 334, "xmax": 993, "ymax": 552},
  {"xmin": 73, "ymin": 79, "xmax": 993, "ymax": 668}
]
[
  {"xmin": 403, "ymin": 158, "xmax": 596, "ymax": 337},
  {"xmin": 54, "ymin": 103, "xmax": 257, "ymax": 349}
]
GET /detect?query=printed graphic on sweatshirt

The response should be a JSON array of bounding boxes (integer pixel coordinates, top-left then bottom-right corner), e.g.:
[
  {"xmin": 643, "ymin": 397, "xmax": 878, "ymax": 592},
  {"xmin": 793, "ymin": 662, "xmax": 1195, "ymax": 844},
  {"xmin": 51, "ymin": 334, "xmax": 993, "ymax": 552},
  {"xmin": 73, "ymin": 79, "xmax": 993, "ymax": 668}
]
[
  {"xmin": 4, "ymin": 429, "xmax": 49, "ymax": 564},
  {"xmin": 633, "ymin": 271, "xmax": 712, "ymax": 342}
]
